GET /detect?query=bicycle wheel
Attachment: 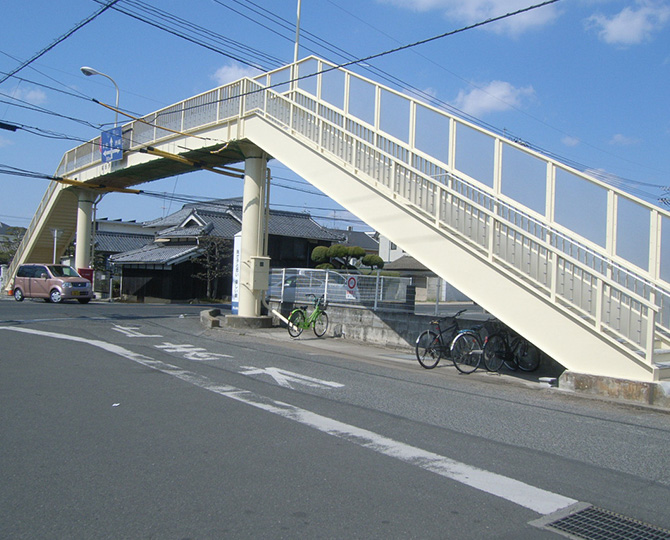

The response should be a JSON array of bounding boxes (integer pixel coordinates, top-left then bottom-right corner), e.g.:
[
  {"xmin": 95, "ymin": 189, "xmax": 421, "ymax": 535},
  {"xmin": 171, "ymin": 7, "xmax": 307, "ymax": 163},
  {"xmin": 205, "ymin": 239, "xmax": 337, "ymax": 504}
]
[
  {"xmin": 513, "ymin": 338, "xmax": 540, "ymax": 372},
  {"xmin": 313, "ymin": 311, "xmax": 329, "ymax": 337},
  {"xmin": 450, "ymin": 331, "xmax": 482, "ymax": 374},
  {"xmin": 287, "ymin": 310, "xmax": 305, "ymax": 338},
  {"xmin": 483, "ymin": 333, "xmax": 508, "ymax": 372},
  {"xmin": 415, "ymin": 330, "xmax": 441, "ymax": 369}
]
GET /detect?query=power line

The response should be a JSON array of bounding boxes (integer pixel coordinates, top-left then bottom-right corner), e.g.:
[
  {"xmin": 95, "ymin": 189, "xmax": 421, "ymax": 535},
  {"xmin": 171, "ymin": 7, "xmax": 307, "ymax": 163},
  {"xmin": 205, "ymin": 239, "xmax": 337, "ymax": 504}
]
[
  {"xmin": 0, "ymin": 95, "xmax": 101, "ymax": 129},
  {"xmin": 90, "ymin": 0, "xmax": 284, "ymax": 71},
  {"xmin": 0, "ymin": 0, "xmax": 120, "ymax": 85}
]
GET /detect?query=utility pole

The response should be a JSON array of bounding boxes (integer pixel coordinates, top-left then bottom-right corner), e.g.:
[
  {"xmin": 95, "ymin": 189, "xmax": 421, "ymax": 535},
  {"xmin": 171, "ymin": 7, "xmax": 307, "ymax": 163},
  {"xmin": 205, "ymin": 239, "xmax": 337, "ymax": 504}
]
[{"xmin": 294, "ymin": 0, "xmax": 302, "ymax": 64}]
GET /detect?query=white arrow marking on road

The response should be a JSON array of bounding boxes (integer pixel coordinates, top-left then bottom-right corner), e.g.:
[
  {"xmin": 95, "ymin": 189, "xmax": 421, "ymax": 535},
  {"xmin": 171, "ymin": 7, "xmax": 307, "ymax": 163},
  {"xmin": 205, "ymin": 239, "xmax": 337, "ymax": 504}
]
[
  {"xmin": 239, "ymin": 366, "xmax": 344, "ymax": 390},
  {"xmin": 155, "ymin": 342, "xmax": 232, "ymax": 361},
  {"xmin": 112, "ymin": 324, "xmax": 163, "ymax": 338}
]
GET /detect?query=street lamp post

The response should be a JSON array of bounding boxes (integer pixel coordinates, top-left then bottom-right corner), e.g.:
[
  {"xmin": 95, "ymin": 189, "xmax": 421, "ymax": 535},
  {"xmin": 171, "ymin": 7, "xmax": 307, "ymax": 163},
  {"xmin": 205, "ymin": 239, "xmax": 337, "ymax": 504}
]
[{"xmin": 80, "ymin": 66, "xmax": 119, "ymax": 127}]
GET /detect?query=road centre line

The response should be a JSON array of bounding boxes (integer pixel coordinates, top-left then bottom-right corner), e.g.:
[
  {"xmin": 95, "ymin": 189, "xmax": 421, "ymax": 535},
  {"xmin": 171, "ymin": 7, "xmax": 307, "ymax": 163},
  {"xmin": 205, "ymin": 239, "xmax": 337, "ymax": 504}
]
[{"xmin": 1, "ymin": 326, "xmax": 578, "ymax": 515}]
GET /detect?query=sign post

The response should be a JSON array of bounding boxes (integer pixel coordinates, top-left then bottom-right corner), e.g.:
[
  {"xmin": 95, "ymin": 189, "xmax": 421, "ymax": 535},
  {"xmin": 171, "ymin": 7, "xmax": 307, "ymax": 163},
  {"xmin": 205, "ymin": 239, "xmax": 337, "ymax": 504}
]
[{"xmin": 231, "ymin": 232, "xmax": 242, "ymax": 314}]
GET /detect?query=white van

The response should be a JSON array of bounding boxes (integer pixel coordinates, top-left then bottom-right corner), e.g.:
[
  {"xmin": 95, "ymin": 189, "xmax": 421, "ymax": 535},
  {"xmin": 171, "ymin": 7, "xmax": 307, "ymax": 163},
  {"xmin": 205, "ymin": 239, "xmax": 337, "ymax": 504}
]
[{"xmin": 12, "ymin": 264, "xmax": 93, "ymax": 304}]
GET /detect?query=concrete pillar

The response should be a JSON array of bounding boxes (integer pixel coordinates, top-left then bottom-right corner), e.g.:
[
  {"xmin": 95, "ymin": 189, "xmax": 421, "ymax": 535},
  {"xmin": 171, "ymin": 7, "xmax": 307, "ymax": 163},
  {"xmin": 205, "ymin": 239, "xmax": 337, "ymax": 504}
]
[
  {"xmin": 238, "ymin": 147, "xmax": 268, "ymax": 317},
  {"xmin": 74, "ymin": 189, "xmax": 95, "ymax": 271}
]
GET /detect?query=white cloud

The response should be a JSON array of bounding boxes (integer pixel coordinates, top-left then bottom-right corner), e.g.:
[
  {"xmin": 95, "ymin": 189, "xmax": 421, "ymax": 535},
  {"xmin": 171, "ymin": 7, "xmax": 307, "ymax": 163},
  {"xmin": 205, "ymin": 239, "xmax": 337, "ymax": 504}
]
[
  {"xmin": 562, "ymin": 136, "xmax": 580, "ymax": 147},
  {"xmin": 609, "ymin": 133, "xmax": 640, "ymax": 146},
  {"xmin": 0, "ymin": 136, "xmax": 12, "ymax": 148},
  {"xmin": 9, "ymin": 86, "xmax": 47, "ymax": 105},
  {"xmin": 586, "ymin": 1, "xmax": 670, "ymax": 46},
  {"xmin": 452, "ymin": 80, "xmax": 534, "ymax": 117},
  {"xmin": 377, "ymin": 0, "xmax": 560, "ymax": 36},
  {"xmin": 212, "ymin": 63, "xmax": 262, "ymax": 85}
]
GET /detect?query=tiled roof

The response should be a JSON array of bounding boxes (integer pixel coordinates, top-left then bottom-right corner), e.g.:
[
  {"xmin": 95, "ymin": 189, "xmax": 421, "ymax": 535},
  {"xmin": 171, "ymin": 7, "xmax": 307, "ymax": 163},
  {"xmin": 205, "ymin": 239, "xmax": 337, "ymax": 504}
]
[
  {"xmin": 329, "ymin": 228, "xmax": 379, "ymax": 251},
  {"xmin": 95, "ymin": 231, "xmax": 154, "ymax": 253},
  {"xmin": 110, "ymin": 243, "xmax": 201, "ymax": 265},
  {"xmin": 159, "ymin": 221, "xmax": 214, "ymax": 238},
  {"xmin": 267, "ymin": 211, "xmax": 341, "ymax": 241},
  {"xmin": 147, "ymin": 200, "xmax": 337, "ymax": 242},
  {"xmin": 192, "ymin": 211, "xmax": 241, "ymax": 237},
  {"xmin": 383, "ymin": 255, "xmax": 430, "ymax": 272},
  {"xmin": 143, "ymin": 198, "xmax": 243, "ymax": 228}
]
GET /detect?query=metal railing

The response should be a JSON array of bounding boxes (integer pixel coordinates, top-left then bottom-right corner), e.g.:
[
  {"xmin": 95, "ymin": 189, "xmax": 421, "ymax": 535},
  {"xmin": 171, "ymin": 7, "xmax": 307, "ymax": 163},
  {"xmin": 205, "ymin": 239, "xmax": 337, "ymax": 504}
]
[
  {"xmin": 266, "ymin": 268, "xmax": 414, "ymax": 312},
  {"xmin": 245, "ymin": 58, "xmax": 669, "ymax": 366}
]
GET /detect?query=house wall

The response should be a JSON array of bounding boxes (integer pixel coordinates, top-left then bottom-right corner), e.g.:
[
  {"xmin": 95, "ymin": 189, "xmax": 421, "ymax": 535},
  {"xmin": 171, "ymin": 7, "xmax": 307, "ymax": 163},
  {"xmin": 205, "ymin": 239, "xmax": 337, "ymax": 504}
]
[{"xmin": 378, "ymin": 236, "xmax": 404, "ymax": 263}]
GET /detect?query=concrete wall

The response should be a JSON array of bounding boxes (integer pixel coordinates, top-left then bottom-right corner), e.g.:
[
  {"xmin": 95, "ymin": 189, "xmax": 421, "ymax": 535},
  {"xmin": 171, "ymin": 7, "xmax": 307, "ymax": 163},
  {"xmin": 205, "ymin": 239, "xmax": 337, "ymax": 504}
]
[{"xmin": 268, "ymin": 300, "xmax": 486, "ymax": 351}]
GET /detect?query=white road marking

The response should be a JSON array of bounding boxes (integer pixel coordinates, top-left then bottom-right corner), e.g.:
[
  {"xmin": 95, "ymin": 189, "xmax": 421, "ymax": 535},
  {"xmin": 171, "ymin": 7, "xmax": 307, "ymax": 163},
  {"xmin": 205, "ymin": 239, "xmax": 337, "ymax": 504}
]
[
  {"xmin": 112, "ymin": 324, "xmax": 163, "ymax": 338},
  {"xmin": 239, "ymin": 366, "xmax": 344, "ymax": 389},
  {"xmin": 154, "ymin": 342, "xmax": 233, "ymax": 361},
  {"xmin": 1, "ymin": 326, "xmax": 578, "ymax": 515}
]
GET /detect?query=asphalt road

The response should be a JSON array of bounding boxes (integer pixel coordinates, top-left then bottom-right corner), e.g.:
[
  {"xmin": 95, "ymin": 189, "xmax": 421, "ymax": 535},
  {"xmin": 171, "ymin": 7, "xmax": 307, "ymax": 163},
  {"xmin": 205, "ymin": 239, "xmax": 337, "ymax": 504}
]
[{"xmin": 1, "ymin": 298, "xmax": 669, "ymax": 539}]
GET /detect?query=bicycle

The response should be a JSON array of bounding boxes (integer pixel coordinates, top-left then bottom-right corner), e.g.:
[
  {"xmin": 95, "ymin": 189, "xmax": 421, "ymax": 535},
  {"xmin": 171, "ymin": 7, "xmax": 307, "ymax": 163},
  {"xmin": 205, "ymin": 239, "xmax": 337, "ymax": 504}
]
[
  {"xmin": 415, "ymin": 309, "xmax": 486, "ymax": 374},
  {"xmin": 482, "ymin": 322, "xmax": 541, "ymax": 372},
  {"xmin": 287, "ymin": 294, "xmax": 329, "ymax": 338}
]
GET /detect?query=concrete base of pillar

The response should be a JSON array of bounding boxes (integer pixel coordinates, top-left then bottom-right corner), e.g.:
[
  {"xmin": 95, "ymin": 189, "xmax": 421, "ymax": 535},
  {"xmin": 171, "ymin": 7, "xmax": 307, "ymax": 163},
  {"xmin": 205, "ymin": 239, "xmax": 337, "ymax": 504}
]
[
  {"xmin": 559, "ymin": 371, "xmax": 670, "ymax": 409},
  {"xmin": 225, "ymin": 314, "xmax": 273, "ymax": 329},
  {"xmin": 200, "ymin": 309, "xmax": 273, "ymax": 330}
]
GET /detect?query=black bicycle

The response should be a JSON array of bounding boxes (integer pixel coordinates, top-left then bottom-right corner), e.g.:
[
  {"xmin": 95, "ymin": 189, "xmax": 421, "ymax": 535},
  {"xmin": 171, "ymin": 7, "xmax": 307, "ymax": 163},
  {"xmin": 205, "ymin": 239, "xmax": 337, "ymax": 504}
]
[
  {"xmin": 415, "ymin": 310, "xmax": 486, "ymax": 373},
  {"xmin": 415, "ymin": 309, "xmax": 465, "ymax": 369},
  {"xmin": 482, "ymin": 322, "xmax": 541, "ymax": 372}
]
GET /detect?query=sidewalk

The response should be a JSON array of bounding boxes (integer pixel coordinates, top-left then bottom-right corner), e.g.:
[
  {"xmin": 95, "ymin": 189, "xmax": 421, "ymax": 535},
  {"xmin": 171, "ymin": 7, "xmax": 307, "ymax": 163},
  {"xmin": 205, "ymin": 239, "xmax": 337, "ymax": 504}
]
[
  {"xmin": 203, "ymin": 314, "xmax": 570, "ymax": 392},
  {"xmin": 201, "ymin": 310, "xmax": 670, "ymax": 411}
]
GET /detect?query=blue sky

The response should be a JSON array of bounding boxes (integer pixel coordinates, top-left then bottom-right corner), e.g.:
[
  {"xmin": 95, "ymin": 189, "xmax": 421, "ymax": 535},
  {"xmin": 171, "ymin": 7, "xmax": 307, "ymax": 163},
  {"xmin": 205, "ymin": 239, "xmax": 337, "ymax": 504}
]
[{"xmin": 1, "ymin": 0, "xmax": 668, "ymax": 231}]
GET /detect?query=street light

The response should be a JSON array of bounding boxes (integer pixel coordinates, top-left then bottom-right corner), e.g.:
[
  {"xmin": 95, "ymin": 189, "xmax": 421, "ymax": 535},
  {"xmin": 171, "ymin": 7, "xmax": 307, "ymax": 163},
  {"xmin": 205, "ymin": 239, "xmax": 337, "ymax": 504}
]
[{"xmin": 80, "ymin": 66, "xmax": 119, "ymax": 127}]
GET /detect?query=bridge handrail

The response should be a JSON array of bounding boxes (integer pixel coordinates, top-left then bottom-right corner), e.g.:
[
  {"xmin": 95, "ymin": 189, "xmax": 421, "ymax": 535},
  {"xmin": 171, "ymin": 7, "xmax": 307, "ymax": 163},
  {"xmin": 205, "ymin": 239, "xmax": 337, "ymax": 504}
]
[{"xmin": 242, "ymin": 73, "xmax": 668, "ymax": 363}]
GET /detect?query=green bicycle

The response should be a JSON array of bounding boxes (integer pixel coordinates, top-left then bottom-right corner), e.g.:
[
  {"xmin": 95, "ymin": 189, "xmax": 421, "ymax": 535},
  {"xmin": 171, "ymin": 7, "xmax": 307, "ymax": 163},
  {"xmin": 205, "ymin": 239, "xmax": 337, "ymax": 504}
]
[{"xmin": 287, "ymin": 294, "xmax": 329, "ymax": 338}]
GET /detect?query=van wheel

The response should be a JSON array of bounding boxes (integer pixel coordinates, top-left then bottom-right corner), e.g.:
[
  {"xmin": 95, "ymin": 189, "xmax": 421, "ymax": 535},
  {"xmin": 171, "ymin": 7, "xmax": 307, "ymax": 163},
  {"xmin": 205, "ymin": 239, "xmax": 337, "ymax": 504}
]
[
  {"xmin": 49, "ymin": 289, "xmax": 63, "ymax": 303},
  {"xmin": 13, "ymin": 288, "xmax": 24, "ymax": 302}
]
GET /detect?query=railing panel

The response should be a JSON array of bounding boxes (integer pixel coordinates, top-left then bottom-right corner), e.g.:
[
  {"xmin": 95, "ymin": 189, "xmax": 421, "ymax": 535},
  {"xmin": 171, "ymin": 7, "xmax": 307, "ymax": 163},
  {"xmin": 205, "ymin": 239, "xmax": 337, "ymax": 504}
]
[
  {"xmin": 320, "ymin": 67, "xmax": 346, "ymax": 111},
  {"xmin": 501, "ymin": 143, "xmax": 547, "ymax": 215},
  {"xmin": 183, "ymin": 89, "xmax": 218, "ymax": 130},
  {"xmin": 415, "ymin": 103, "xmax": 450, "ymax": 166},
  {"xmin": 379, "ymin": 88, "xmax": 410, "ymax": 144},
  {"xmin": 454, "ymin": 122, "xmax": 495, "ymax": 188},
  {"xmin": 616, "ymin": 196, "xmax": 651, "ymax": 272},
  {"xmin": 218, "ymin": 83, "xmax": 242, "ymax": 120},
  {"xmin": 133, "ymin": 113, "xmax": 156, "ymax": 145},
  {"xmin": 661, "ymin": 215, "xmax": 670, "ymax": 284},
  {"xmin": 155, "ymin": 103, "xmax": 183, "ymax": 140},
  {"xmin": 347, "ymin": 75, "xmax": 376, "ymax": 127},
  {"xmin": 555, "ymin": 167, "xmax": 607, "ymax": 248}
]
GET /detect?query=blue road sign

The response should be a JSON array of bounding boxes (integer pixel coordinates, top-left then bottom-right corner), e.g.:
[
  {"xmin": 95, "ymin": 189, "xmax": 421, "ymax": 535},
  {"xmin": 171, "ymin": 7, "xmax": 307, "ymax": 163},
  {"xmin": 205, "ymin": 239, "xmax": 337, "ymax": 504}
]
[{"xmin": 101, "ymin": 126, "xmax": 123, "ymax": 163}]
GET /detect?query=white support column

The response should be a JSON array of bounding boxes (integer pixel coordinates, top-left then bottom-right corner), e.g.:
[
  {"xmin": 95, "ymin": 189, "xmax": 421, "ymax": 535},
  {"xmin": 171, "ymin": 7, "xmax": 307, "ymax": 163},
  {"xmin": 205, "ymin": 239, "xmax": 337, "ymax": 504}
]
[
  {"xmin": 238, "ymin": 147, "xmax": 268, "ymax": 317},
  {"xmin": 75, "ymin": 189, "xmax": 95, "ymax": 271}
]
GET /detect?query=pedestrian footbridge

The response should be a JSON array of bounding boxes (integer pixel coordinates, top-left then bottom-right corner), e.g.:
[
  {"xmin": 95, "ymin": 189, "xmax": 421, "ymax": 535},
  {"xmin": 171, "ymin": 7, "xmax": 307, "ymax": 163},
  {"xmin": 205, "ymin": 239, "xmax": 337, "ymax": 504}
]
[{"xmin": 7, "ymin": 56, "xmax": 670, "ymax": 383}]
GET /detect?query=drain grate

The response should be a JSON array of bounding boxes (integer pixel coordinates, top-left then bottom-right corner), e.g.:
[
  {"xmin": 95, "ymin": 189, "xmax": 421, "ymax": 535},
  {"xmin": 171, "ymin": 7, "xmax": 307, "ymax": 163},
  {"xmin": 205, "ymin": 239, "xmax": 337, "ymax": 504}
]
[{"xmin": 536, "ymin": 504, "xmax": 670, "ymax": 540}]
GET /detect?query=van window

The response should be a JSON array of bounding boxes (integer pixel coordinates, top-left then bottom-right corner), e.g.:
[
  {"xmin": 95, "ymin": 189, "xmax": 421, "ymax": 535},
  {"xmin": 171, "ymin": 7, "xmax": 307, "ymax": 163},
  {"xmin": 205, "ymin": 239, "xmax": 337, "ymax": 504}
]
[{"xmin": 48, "ymin": 265, "xmax": 79, "ymax": 278}]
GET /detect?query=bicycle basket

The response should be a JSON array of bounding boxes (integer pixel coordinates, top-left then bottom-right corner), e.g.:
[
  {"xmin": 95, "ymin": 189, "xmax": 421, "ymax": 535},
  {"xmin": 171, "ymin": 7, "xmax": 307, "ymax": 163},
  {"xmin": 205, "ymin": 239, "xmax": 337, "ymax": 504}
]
[{"xmin": 316, "ymin": 296, "xmax": 328, "ymax": 310}]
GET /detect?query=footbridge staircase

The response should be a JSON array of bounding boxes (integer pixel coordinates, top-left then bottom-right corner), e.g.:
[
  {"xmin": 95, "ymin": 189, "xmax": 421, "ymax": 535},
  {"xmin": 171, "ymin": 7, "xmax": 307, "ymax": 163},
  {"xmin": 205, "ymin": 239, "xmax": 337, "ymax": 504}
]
[{"xmin": 8, "ymin": 57, "xmax": 670, "ymax": 382}]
